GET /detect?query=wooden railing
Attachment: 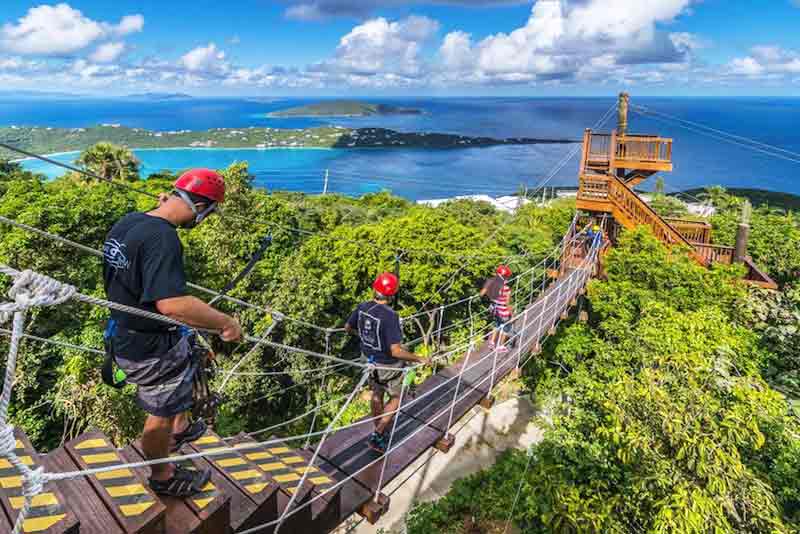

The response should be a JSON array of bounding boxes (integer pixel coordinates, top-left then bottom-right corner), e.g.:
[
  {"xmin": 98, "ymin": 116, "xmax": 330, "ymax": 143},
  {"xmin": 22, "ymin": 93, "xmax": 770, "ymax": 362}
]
[
  {"xmin": 691, "ymin": 242, "xmax": 734, "ymax": 265},
  {"xmin": 587, "ymin": 133, "xmax": 612, "ymax": 163},
  {"xmin": 615, "ymin": 134, "xmax": 672, "ymax": 163},
  {"xmin": 583, "ymin": 130, "xmax": 673, "ymax": 171},
  {"xmin": 664, "ymin": 218, "xmax": 712, "ymax": 244},
  {"xmin": 606, "ymin": 176, "xmax": 694, "ymax": 249},
  {"xmin": 577, "ymin": 174, "xmax": 611, "ymax": 202}
]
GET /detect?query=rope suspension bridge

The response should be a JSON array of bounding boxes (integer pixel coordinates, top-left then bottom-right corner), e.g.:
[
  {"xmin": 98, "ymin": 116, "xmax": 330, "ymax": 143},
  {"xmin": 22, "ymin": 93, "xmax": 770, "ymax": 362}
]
[{"xmin": 0, "ymin": 94, "xmax": 787, "ymax": 534}]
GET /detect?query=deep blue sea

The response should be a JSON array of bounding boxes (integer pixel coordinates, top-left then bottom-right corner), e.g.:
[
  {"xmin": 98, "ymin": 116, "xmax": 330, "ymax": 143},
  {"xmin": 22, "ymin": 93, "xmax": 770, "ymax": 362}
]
[{"xmin": 4, "ymin": 96, "xmax": 800, "ymax": 198}]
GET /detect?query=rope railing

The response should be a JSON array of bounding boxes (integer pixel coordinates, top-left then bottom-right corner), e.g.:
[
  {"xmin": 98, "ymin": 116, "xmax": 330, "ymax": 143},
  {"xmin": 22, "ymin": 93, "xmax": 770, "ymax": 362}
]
[{"xmin": 0, "ymin": 224, "xmax": 603, "ymax": 534}]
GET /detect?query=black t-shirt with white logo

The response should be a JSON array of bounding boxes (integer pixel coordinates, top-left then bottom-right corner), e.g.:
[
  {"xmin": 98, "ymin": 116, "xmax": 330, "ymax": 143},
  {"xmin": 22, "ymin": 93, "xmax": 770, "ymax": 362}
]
[
  {"xmin": 347, "ymin": 301, "xmax": 403, "ymax": 364},
  {"xmin": 103, "ymin": 212, "xmax": 187, "ymax": 332}
]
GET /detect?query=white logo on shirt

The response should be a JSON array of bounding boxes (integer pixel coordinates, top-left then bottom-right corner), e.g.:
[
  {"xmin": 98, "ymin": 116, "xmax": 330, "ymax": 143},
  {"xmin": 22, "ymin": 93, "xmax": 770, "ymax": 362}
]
[
  {"xmin": 358, "ymin": 310, "xmax": 382, "ymax": 352},
  {"xmin": 103, "ymin": 239, "xmax": 130, "ymax": 270}
]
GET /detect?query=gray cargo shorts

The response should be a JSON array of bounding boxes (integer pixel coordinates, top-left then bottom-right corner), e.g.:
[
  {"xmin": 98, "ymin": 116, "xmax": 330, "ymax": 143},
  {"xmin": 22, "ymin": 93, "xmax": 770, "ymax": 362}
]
[
  {"xmin": 364, "ymin": 358, "xmax": 405, "ymax": 398},
  {"xmin": 109, "ymin": 328, "xmax": 198, "ymax": 418}
]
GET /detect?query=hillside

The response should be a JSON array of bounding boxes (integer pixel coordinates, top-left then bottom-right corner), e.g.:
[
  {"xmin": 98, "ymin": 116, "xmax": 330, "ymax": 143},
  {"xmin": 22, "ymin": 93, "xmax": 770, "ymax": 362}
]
[
  {"xmin": 268, "ymin": 100, "xmax": 423, "ymax": 117},
  {"xmin": 0, "ymin": 124, "xmax": 575, "ymax": 159}
]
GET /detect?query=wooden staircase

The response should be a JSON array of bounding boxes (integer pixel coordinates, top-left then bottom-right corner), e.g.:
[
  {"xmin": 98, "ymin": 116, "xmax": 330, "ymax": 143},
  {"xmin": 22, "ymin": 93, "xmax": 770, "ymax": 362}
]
[
  {"xmin": 1, "ymin": 428, "xmax": 342, "ymax": 534},
  {"xmin": 577, "ymin": 127, "xmax": 777, "ymax": 289}
]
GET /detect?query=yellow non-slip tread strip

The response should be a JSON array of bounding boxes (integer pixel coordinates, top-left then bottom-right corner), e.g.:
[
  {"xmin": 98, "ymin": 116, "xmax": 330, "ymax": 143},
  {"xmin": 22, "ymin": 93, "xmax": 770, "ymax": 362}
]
[
  {"xmin": 194, "ymin": 435, "xmax": 221, "ymax": 445},
  {"xmin": 217, "ymin": 457, "xmax": 247, "ymax": 468},
  {"xmin": 97, "ymin": 468, "xmax": 134, "ymax": 480},
  {"xmin": 81, "ymin": 452, "xmax": 120, "ymax": 464},
  {"xmin": 75, "ymin": 438, "xmax": 109, "ymax": 449},
  {"xmin": 0, "ymin": 475, "xmax": 22, "ymax": 489},
  {"xmin": 8, "ymin": 492, "xmax": 59, "ymax": 509},
  {"xmin": 256, "ymin": 462, "xmax": 286, "ymax": 472},
  {"xmin": 0, "ymin": 456, "xmax": 34, "ymax": 468},
  {"xmin": 230, "ymin": 469, "xmax": 263, "ymax": 481},
  {"xmin": 22, "ymin": 514, "xmax": 68, "ymax": 533},
  {"xmin": 243, "ymin": 451, "xmax": 271, "ymax": 461},
  {"xmin": 106, "ymin": 484, "xmax": 149, "ymax": 498},
  {"xmin": 274, "ymin": 473, "xmax": 301, "ymax": 484},
  {"xmin": 244, "ymin": 483, "xmax": 269, "ymax": 494},
  {"xmin": 281, "ymin": 456, "xmax": 304, "ymax": 465},
  {"xmin": 120, "ymin": 502, "xmax": 155, "ymax": 517},
  {"xmin": 268, "ymin": 447, "xmax": 290, "ymax": 455}
]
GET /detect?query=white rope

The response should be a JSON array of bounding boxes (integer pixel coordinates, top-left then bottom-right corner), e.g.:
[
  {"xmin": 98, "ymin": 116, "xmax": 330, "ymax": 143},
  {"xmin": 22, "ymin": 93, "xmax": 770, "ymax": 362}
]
[
  {"xmin": 274, "ymin": 369, "xmax": 369, "ymax": 533},
  {"xmin": 375, "ymin": 367, "xmax": 409, "ymax": 502},
  {"xmin": 0, "ymin": 328, "xmax": 105, "ymax": 356},
  {"xmin": 218, "ymin": 319, "xmax": 280, "ymax": 392},
  {"xmin": 0, "ymin": 269, "xmax": 76, "ymax": 533}
]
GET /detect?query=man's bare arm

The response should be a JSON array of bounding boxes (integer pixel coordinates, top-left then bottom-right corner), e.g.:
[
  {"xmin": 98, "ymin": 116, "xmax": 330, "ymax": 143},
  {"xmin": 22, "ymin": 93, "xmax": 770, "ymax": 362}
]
[
  {"xmin": 390, "ymin": 343, "xmax": 426, "ymax": 364},
  {"xmin": 156, "ymin": 295, "xmax": 242, "ymax": 341}
]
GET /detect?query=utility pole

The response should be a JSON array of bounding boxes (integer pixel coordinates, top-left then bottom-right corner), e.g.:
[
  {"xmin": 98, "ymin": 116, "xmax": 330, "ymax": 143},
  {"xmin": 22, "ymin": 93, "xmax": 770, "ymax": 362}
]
[
  {"xmin": 323, "ymin": 169, "xmax": 329, "ymax": 195},
  {"xmin": 734, "ymin": 200, "xmax": 751, "ymax": 264}
]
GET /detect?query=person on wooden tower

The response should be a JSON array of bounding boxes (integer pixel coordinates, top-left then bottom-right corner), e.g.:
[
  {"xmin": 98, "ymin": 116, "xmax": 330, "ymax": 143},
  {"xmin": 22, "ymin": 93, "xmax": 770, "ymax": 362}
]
[
  {"xmin": 481, "ymin": 265, "xmax": 513, "ymax": 352},
  {"xmin": 102, "ymin": 169, "xmax": 242, "ymax": 498},
  {"xmin": 345, "ymin": 272, "xmax": 427, "ymax": 453}
]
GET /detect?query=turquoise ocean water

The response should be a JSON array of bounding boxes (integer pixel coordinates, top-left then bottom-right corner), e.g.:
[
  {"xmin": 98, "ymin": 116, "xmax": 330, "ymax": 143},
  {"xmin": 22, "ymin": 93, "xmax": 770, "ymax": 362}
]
[{"xmin": 7, "ymin": 97, "xmax": 800, "ymax": 198}]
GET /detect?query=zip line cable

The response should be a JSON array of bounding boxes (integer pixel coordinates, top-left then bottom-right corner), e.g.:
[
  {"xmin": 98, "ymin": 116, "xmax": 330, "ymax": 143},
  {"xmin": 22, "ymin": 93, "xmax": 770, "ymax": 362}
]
[
  {"xmin": 633, "ymin": 103, "xmax": 800, "ymax": 161},
  {"xmin": 631, "ymin": 106, "xmax": 800, "ymax": 165}
]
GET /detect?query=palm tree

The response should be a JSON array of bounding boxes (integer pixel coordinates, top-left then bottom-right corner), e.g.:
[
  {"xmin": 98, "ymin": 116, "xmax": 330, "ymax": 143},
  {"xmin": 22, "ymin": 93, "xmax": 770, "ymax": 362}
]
[{"xmin": 75, "ymin": 142, "xmax": 140, "ymax": 182}]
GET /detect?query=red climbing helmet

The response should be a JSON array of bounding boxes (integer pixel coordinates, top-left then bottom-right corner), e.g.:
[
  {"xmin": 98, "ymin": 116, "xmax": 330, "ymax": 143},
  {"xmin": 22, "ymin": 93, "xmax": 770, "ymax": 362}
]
[
  {"xmin": 173, "ymin": 169, "xmax": 225, "ymax": 226},
  {"xmin": 496, "ymin": 265, "xmax": 512, "ymax": 278},
  {"xmin": 373, "ymin": 272, "xmax": 399, "ymax": 297},
  {"xmin": 174, "ymin": 168, "xmax": 226, "ymax": 204}
]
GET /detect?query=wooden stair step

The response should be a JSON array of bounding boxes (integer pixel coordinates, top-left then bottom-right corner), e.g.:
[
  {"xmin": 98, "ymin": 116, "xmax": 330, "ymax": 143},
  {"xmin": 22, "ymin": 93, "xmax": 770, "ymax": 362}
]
[
  {"xmin": 64, "ymin": 430, "xmax": 165, "ymax": 534},
  {"xmin": 42, "ymin": 447, "xmax": 124, "ymax": 534},
  {"xmin": 0, "ymin": 430, "xmax": 78, "ymax": 534},
  {"xmin": 231, "ymin": 434, "xmax": 341, "ymax": 529},
  {"xmin": 187, "ymin": 430, "xmax": 278, "ymax": 533},
  {"xmin": 126, "ymin": 442, "xmax": 231, "ymax": 534}
]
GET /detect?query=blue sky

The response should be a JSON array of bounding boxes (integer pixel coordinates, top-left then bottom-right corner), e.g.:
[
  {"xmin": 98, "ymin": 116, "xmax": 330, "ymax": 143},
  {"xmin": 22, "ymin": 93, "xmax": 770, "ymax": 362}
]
[{"xmin": 1, "ymin": 1, "xmax": 799, "ymax": 96}]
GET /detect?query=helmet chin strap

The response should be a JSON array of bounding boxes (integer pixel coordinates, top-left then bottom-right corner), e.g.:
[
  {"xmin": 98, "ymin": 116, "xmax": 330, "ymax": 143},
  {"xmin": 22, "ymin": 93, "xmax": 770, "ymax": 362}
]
[{"xmin": 175, "ymin": 189, "xmax": 217, "ymax": 227}]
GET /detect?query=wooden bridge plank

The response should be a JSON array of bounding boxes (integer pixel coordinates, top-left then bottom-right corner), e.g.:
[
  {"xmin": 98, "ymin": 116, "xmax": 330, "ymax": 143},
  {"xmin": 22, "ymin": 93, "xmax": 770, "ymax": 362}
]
[
  {"xmin": 126, "ymin": 442, "xmax": 231, "ymax": 534},
  {"xmin": 42, "ymin": 447, "xmax": 123, "ymax": 534},
  {"xmin": 187, "ymin": 430, "xmax": 278, "ymax": 533},
  {"xmin": 226, "ymin": 434, "xmax": 315, "ymax": 532},
  {"xmin": 317, "ymin": 400, "xmax": 442, "ymax": 498},
  {"xmin": 64, "ymin": 431, "xmax": 165, "ymax": 534},
  {"xmin": 0, "ymin": 431, "xmax": 79, "ymax": 534}
]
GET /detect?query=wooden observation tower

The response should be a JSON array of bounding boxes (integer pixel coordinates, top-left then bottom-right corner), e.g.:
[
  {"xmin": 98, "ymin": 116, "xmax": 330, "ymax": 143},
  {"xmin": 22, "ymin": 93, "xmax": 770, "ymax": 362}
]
[{"xmin": 576, "ymin": 93, "xmax": 776, "ymax": 289}]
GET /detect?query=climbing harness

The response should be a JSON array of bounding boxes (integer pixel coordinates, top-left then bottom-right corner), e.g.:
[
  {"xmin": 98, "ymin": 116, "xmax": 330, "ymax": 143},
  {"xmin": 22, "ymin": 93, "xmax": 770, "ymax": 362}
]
[{"xmin": 192, "ymin": 340, "xmax": 224, "ymax": 426}]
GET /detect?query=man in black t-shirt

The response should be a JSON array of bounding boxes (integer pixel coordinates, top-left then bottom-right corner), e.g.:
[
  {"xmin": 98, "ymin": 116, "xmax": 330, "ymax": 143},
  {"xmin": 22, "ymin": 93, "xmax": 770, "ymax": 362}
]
[
  {"xmin": 345, "ymin": 272, "xmax": 426, "ymax": 453},
  {"xmin": 103, "ymin": 168, "xmax": 242, "ymax": 498}
]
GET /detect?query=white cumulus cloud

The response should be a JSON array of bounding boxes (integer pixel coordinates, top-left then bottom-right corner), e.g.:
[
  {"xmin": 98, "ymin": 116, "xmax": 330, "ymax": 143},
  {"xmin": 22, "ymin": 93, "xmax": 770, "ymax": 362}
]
[
  {"xmin": 317, "ymin": 15, "xmax": 439, "ymax": 83},
  {"xmin": 180, "ymin": 43, "xmax": 228, "ymax": 74},
  {"xmin": 435, "ymin": 0, "xmax": 697, "ymax": 85},
  {"xmin": 0, "ymin": 3, "xmax": 143, "ymax": 56},
  {"xmin": 89, "ymin": 41, "xmax": 126, "ymax": 63},
  {"xmin": 727, "ymin": 45, "xmax": 800, "ymax": 78}
]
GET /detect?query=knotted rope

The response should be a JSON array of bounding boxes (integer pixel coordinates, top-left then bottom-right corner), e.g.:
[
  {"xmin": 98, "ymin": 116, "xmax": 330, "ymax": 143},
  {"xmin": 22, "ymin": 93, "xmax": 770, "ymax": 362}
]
[{"xmin": 0, "ymin": 268, "xmax": 75, "ymax": 534}]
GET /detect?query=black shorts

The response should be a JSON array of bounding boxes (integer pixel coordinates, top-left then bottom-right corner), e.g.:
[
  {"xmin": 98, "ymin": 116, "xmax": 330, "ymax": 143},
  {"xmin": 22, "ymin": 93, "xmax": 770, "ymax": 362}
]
[
  {"xmin": 108, "ymin": 328, "xmax": 198, "ymax": 417},
  {"xmin": 494, "ymin": 316, "xmax": 512, "ymax": 333}
]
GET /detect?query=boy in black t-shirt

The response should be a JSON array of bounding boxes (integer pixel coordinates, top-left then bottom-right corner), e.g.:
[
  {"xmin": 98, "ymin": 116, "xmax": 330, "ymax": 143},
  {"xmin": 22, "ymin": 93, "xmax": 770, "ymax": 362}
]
[
  {"xmin": 103, "ymin": 169, "xmax": 242, "ymax": 498},
  {"xmin": 345, "ymin": 272, "xmax": 427, "ymax": 453}
]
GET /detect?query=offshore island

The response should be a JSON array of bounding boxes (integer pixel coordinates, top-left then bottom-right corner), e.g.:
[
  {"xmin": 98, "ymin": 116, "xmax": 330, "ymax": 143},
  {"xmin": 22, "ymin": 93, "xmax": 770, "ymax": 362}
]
[
  {"xmin": 0, "ymin": 124, "xmax": 576, "ymax": 160},
  {"xmin": 268, "ymin": 100, "xmax": 423, "ymax": 118}
]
